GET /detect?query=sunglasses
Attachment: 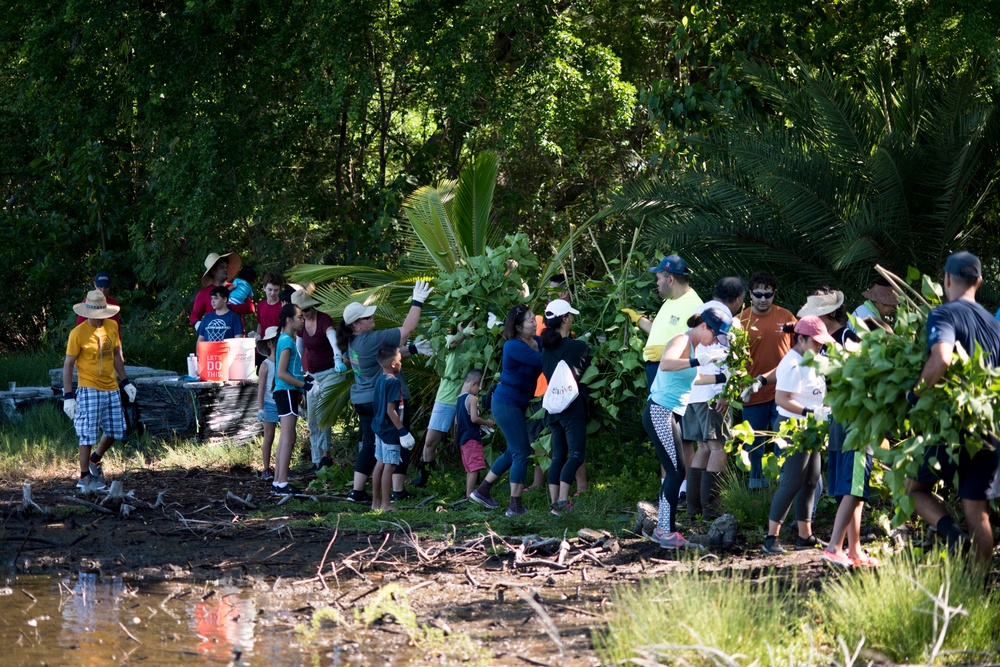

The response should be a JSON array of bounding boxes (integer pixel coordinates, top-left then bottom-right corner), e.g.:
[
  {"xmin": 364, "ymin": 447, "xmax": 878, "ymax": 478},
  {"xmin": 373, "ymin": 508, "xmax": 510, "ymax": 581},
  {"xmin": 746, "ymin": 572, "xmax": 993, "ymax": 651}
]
[{"xmin": 751, "ymin": 291, "xmax": 775, "ymax": 299}]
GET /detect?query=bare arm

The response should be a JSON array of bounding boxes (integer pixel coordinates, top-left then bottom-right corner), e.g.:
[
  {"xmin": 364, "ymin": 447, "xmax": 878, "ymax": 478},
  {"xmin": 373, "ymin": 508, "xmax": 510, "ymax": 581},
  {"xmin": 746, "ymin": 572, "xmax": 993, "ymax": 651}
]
[
  {"xmin": 113, "ymin": 345, "xmax": 127, "ymax": 383},
  {"xmin": 257, "ymin": 363, "xmax": 269, "ymax": 410},
  {"xmin": 468, "ymin": 395, "xmax": 495, "ymax": 428},
  {"xmin": 658, "ymin": 333, "xmax": 694, "ymax": 371},
  {"xmin": 398, "ymin": 304, "xmax": 423, "ymax": 342},
  {"xmin": 62, "ymin": 355, "xmax": 77, "ymax": 394},
  {"xmin": 775, "ymin": 389, "xmax": 808, "ymax": 416},
  {"xmin": 637, "ymin": 317, "xmax": 652, "ymax": 334},
  {"xmin": 387, "ymin": 401, "xmax": 403, "ymax": 429},
  {"xmin": 916, "ymin": 342, "xmax": 952, "ymax": 392},
  {"xmin": 277, "ymin": 347, "xmax": 306, "ymax": 389}
]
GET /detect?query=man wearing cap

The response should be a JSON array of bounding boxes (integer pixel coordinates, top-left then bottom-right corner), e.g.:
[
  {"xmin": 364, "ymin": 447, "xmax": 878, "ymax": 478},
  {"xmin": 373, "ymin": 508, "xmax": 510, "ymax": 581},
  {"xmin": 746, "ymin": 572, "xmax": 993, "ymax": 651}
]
[
  {"xmin": 905, "ymin": 251, "xmax": 1000, "ymax": 564},
  {"xmin": 622, "ymin": 255, "xmax": 703, "ymax": 390},
  {"xmin": 738, "ymin": 270, "xmax": 796, "ymax": 489},
  {"xmin": 850, "ymin": 277, "xmax": 899, "ymax": 330},
  {"xmin": 190, "ymin": 252, "xmax": 255, "ymax": 332},
  {"xmin": 63, "ymin": 291, "xmax": 137, "ymax": 493}
]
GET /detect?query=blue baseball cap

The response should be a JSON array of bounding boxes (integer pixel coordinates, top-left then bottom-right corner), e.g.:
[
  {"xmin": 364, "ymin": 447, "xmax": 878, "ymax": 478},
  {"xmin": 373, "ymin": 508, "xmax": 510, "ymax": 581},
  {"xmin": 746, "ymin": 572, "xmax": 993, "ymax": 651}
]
[
  {"xmin": 647, "ymin": 254, "xmax": 690, "ymax": 276},
  {"xmin": 94, "ymin": 272, "xmax": 112, "ymax": 288},
  {"xmin": 700, "ymin": 306, "xmax": 733, "ymax": 345},
  {"xmin": 944, "ymin": 251, "xmax": 981, "ymax": 279}
]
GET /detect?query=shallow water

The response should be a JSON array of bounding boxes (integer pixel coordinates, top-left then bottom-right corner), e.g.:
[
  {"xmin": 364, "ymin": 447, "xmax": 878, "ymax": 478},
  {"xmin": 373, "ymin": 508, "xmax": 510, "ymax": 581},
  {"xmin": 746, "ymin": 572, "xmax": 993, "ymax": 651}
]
[{"xmin": 0, "ymin": 573, "xmax": 345, "ymax": 666}]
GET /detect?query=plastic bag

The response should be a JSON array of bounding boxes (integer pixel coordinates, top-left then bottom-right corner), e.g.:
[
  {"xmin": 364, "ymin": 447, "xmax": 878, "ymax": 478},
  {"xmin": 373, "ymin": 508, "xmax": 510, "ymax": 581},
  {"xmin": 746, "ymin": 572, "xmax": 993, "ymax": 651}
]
[{"xmin": 542, "ymin": 360, "xmax": 579, "ymax": 414}]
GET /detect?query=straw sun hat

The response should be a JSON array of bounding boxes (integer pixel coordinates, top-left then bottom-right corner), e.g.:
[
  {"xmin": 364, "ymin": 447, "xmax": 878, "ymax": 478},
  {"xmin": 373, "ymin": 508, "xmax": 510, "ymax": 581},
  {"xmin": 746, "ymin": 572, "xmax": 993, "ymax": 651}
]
[
  {"xmin": 73, "ymin": 290, "xmax": 121, "ymax": 319},
  {"xmin": 797, "ymin": 291, "xmax": 844, "ymax": 318},
  {"xmin": 201, "ymin": 252, "xmax": 242, "ymax": 287}
]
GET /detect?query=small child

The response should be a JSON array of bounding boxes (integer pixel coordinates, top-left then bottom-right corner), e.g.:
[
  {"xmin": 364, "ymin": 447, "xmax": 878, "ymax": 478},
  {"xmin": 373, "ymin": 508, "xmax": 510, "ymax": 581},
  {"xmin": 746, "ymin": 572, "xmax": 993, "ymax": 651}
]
[
  {"xmin": 371, "ymin": 345, "xmax": 415, "ymax": 511},
  {"xmin": 228, "ymin": 267, "xmax": 257, "ymax": 306},
  {"xmin": 198, "ymin": 286, "xmax": 244, "ymax": 342},
  {"xmin": 455, "ymin": 369, "xmax": 495, "ymax": 498},
  {"xmin": 255, "ymin": 326, "xmax": 280, "ymax": 480},
  {"xmin": 822, "ymin": 422, "xmax": 878, "ymax": 568}
]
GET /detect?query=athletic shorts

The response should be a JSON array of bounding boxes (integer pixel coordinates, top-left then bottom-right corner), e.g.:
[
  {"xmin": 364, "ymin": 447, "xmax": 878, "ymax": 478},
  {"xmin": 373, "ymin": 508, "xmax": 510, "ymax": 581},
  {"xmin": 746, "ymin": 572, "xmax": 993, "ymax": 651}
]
[
  {"xmin": 375, "ymin": 436, "xmax": 402, "ymax": 465},
  {"xmin": 74, "ymin": 386, "xmax": 126, "ymax": 446},
  {"xmin": 262, "ymin": 401, "xmax": 279, "ymax": 424},
  {"xmin": 828, "ymin": 448, "xmax": 872, "ymax": 500},
  {"xmin": 427, "ymin": 401, "xmax": 456, "ymax": 433},
  {"xmin": 914, "ymin": 440, "xmax": 1000, "ymax": 501},
  {"xmin": 273, "ymin": 389, "xmax": 301, "ymax": 418},
  {"xmin": 460, "ymin": 439, "xmax": 487, "ymax": 473},
  {"xmin": 681, "ymin": 401, "xmax": 730, "ymax": 442}
]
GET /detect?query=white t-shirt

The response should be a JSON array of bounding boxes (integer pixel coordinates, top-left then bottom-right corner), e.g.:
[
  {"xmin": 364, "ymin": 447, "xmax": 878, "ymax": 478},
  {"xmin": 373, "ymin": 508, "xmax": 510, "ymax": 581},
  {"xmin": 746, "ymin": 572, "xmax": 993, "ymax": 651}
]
[{"xmin": 775, "ymin": 349, "xmax": 825, "ymax": 419}]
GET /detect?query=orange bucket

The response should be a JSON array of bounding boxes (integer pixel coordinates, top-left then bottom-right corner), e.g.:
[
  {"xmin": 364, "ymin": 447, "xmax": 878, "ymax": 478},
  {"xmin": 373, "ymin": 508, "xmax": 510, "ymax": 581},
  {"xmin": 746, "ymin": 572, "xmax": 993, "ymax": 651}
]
[{"xmin": 197, "ymin": 341, "xmax": 230, "ymax": 381}]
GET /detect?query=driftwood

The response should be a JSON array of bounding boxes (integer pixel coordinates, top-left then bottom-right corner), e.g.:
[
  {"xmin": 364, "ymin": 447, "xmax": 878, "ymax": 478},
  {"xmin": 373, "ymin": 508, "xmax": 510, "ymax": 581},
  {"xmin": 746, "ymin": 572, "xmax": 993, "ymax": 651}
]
[{"xmin": 21, "ymin": 484, "xmax": 49, "ymax": 516}]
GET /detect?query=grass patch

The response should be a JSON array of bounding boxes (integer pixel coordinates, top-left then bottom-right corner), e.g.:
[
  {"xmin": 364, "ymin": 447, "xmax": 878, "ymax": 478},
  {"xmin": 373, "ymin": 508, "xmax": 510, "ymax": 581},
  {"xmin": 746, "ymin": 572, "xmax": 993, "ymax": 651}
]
[
  {"xmin": 718, "ymin": 467, "xmax": 771, "ymax": 535},
  {"xmin": 597, "ymin": 564, "xmax": 810, "ymax": 666},
  {"xmin": 0, "ymin": 348, "xmax": 63, "ymax": 388},
  {"xmin": 817, "ymin": 550, "xmax": 1000, "ymax": 664}
]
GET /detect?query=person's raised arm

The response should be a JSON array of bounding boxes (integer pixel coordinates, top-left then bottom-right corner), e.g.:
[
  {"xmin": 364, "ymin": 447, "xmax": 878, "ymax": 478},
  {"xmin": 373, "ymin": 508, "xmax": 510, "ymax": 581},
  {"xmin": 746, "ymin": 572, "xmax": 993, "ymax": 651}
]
[{"xmin": 398, "ymin": 280, "xmax": 433, "ymax": 342}]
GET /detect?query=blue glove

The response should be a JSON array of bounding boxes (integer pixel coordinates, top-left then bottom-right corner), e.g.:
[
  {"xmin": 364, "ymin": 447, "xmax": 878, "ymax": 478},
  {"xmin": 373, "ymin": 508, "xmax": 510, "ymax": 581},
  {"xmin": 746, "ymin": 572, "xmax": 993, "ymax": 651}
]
[{"xmin": 335, "ymin": 360, "xmax": 347, "ymax": 373}]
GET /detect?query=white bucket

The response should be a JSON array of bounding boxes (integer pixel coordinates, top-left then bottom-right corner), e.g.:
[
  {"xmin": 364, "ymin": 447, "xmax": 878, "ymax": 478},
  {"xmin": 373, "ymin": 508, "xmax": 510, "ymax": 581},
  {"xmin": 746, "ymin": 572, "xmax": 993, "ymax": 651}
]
[{"xmin": 227, "ymin": 338, "xmax": 257, "ymax": 380}]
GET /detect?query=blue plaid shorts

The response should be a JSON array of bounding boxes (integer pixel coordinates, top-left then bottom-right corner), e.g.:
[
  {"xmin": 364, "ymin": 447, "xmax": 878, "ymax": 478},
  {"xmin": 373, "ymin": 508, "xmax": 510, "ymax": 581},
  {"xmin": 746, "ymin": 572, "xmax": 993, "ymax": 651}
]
[{"xmin": 74, "ymin": 386, "xmax": 126, "ymax": 445}]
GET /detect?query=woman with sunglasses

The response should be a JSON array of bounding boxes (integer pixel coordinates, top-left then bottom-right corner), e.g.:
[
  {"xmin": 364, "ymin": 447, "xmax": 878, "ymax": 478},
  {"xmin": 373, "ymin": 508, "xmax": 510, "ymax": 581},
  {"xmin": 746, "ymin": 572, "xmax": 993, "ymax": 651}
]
[
  {"xmin": 470, "ymin": 304, "xmax": 543, "ymax": 516},
  {"xmin": 336, "ymin": 281, "xmax": 433, "ymax": 504},
  {"xmin": 762, "ymin": 316, "xmax": 835, "ymax": 555},
  {"xmin": 644, "ymin": 306, "xmax": 732, "ymax": 549}
]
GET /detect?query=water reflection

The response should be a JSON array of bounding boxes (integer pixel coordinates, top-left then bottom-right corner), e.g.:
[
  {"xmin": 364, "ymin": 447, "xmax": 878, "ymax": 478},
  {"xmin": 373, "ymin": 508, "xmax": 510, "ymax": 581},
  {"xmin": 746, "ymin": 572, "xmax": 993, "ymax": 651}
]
[{"xmin": 0, "ymin": 573, "xmax": 322, "ymax": 666}]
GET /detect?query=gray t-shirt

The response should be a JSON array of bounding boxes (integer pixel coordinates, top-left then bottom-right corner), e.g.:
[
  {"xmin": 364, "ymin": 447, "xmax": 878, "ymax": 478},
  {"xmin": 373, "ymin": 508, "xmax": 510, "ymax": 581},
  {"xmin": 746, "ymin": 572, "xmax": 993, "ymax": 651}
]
[{"xmin": 348, "ymin": 328, "xmax": 411, "ymax": 404}]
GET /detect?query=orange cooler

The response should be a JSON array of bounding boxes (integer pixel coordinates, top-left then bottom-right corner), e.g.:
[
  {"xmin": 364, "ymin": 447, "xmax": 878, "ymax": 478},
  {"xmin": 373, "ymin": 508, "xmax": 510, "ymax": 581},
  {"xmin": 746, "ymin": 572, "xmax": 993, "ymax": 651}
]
[{"xmin": 197, "ymin": 341, "xmax": 230, "ymax": 381}]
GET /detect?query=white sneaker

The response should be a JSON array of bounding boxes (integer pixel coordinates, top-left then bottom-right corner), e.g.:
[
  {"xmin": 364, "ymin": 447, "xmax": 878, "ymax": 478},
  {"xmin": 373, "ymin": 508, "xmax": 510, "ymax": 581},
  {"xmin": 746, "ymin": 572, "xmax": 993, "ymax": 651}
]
[{"xmin": 76, "ymin": 475, "xmax": 107, "ymax": 494}]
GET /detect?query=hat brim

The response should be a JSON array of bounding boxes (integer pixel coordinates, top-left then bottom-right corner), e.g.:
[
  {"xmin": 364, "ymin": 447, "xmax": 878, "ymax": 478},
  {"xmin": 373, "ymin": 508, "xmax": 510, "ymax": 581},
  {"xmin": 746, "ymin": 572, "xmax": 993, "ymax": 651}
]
[
  {"xmin": 72, "ymin": 303, "xmax": 120, "ymax": 319},
  {"xmin": 812, "ymin": 333, "xmax": 836, "ymax": 345},
  {"xmin": 345, "ymin": 305, "xmax": 377, "ymax": 324},
  {"xmin": 295, "ymin": 296, "xmax": 322, "ymax": 309},
  {"xmin": 861, "ymin": 285, "xmax": 899, "ymax": 307},
  {"xmin": 202, "ymin": 252, "xmax": 242, "ymax": 287}
]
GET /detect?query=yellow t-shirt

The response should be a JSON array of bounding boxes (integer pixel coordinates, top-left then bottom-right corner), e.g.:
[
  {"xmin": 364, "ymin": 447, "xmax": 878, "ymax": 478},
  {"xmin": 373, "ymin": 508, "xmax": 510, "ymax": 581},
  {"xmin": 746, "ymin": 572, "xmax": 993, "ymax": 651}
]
[
  {"xmin": 66, "ymin": 320, "xmax": 121, "ymax": 391},
  {"xmin": 642, "ymin": 289, "xmax": 703, "ymax": 361}
]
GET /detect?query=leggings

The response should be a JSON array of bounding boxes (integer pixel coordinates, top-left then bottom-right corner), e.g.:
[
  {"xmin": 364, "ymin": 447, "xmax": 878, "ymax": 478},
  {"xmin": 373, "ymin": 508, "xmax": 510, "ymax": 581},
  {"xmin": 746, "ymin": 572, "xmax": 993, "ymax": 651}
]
[
  {"xmin": 353, "ymin": 401, "xmax": 412, "ymax": 477},
  {"xmin": 643, "ymin": 402, "xmax": 685, "ymax": 533},
  {"xmin": 768, "ymin": 449, "xmax": 822, "ymax": 524},
  {"xmin": 489, "ymin": 399, "xmax": 532, "ymax": 485},
  {"xmin": 547, "ymin": 416, "xmax": 587, "ymax": 486}
]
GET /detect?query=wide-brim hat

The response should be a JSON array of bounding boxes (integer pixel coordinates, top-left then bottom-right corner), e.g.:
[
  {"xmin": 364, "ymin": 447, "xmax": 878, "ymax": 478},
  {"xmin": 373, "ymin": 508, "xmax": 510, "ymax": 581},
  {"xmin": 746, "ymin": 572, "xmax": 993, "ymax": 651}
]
[
  {"xmin": 73, "ymin": 290, "xmax": 121, "ymax": 319},
  {"xmin": 797, "ymin": 291, "xmax": 844, "ymax": 318},
  {"xmin": 201, "ymin": 252, "xmax": 242, "ymax": 287},
  {"xmin": 344, "ymin": 301, "xmax": 377, "ymax": 325},
  {"xmin": 291, "ymin": 285, "xmax": 322, "ymax": 309},
  {"xmin": 261, "ymin": 325, "xmax": 279, "ymax": 341},
  {"xmin": 861, "ymin": 280, "xmax": 900, "ymax": 307}
]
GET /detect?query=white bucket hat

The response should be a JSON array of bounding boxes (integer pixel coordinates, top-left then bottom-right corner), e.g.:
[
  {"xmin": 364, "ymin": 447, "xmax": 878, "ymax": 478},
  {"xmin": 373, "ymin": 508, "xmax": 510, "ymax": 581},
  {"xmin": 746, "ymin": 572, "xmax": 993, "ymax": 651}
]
[{"xmin": 344, "ymin": 302, "xmax": 377, "ymax": 324}]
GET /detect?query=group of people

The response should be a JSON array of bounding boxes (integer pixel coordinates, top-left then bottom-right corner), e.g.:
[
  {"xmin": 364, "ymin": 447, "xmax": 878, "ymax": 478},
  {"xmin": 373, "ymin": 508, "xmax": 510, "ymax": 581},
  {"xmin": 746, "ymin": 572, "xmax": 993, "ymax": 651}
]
[{"xmin": 61, "ymin": 248, "xmax": 999, "ymax": 565}]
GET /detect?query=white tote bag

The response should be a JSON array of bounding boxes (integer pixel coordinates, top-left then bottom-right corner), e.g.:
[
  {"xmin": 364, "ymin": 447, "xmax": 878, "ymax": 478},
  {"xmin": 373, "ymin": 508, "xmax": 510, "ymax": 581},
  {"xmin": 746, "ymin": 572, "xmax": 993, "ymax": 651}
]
[{"xmin": 542, "ymin": 360, "xmax": 579, "ymax": 414}]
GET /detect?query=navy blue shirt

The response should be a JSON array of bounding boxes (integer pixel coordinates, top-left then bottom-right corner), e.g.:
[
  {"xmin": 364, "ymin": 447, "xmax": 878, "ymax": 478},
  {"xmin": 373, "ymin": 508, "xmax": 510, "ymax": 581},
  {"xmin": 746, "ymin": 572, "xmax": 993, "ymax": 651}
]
[
  {"xmin": 372, "ymin": 372, "xmax": 404, "ymax": 444},
  {"xmin": 493, "ymin": 337, "xmax": 543, "ymax": 409},
  {"xmin": 926, "ymin": 299, "xmax": 1000, "ymax": 367},
  {"xmin": 199, "ymin": 309, "xmax": 243, "ymax": 341},
  {"xmin": 455, "ymin": 393, "xmax": 482, "ymax": 446}
]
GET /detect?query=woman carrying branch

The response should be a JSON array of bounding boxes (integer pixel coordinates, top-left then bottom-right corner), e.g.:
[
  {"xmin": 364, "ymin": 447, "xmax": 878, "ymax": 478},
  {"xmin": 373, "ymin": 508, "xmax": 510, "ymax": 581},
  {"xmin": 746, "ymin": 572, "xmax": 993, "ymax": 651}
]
[
  {"xmin": 470, "ymin": 304, "xmax": 543, "ymax": 516},
  {"xmin": 762, "ymin": 316, "xmax": 835, "ymax": 555},
  {"xmin": 643, "ymin": 306, "xmax": 732, "ymax": 549}
]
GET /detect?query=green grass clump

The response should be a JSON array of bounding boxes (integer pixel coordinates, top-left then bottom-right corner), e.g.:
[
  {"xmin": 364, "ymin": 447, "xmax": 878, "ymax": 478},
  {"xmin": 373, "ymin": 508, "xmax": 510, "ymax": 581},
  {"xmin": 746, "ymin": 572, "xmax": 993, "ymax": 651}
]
[
  {"xmin": 0, "ymin": 349, "xmax": 63, "ymax": 387},
  {"xmin": 0, "ymin": 402, "xmax": 76, "ymax": 477},
  {"xmin": 718, "ymin": 467, "xmax": 771, "ymax": 533},
  {"xmin": 817, "ymin": 550, "xmax": 1000, "ymax": 664},
  {"xmin": 597, "ymin": 566, "xmax": 809, "ymax": 666}
]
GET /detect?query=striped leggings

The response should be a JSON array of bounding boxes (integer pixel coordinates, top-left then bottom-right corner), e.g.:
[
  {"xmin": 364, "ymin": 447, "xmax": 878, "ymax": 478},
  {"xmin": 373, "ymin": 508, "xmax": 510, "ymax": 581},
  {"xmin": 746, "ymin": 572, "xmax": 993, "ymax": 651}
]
[{"xmin": 643, "ymin": 402, "xmax": 685, "ymax": 533}]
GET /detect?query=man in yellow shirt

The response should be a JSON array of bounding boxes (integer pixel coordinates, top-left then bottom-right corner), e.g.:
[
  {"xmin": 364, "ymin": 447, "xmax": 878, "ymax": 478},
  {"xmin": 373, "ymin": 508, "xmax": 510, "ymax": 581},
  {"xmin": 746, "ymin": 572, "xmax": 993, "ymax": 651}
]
[
  {"xmin": 62, "ymin": 291, "xmax": 137, "ymax": 493},
  {"xmin": 623, "ymin": 255, "xmax": 703, "ymax": 390}
]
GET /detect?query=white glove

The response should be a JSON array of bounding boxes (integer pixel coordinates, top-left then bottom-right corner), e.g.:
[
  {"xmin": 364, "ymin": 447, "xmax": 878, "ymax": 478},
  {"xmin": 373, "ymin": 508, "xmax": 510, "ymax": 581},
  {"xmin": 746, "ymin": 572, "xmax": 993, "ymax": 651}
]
[
  {"xmin": 122, "ymin": 380, "xmax": 137, "ymax": 403},
  {"xmin": 813, "ymin": 406, "xmax": 832, "ymax": 421},
  {"xmin": 399, "ymin": 431, "xmax": 416, "ymax": 450},
  {"xmin": 414, "ymin": 339, "xmax": 434, "ymax": 356},
  {"xmin": 487, "ymin": 312, "xmax": 500, "ymax": 330},
  {"xmin": 695, "ymin": 347, "xmax": 727, "ymax": 367},
  {"xmin": 482, "ymin": 425, "xmax": 495, "ymax": 436},
  {"xmin": 412, "ymin": 280, "xmax": 433, "ymax": 304},
  {"xmin": 257, "ymin": 409, "xmax": 265, "ymax": 422},
  {"xmin": 740, "ymin": 376, "xmax": 763, "ymax": 402},
  {"xmin": 63, "ymin": 398, "xmax": 77, "ymax": 420}
]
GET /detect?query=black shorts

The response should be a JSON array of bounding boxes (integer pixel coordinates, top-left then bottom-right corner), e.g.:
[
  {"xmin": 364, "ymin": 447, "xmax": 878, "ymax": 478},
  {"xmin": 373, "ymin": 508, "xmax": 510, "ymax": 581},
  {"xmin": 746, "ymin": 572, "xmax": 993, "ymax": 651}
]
[
  {"xmin": 273, "ymin": 389, "xmax": 302, "ymax": 418},
  {"xmin": 913, "ymin": 439, "xmax": 1000, "ymax": 501}
]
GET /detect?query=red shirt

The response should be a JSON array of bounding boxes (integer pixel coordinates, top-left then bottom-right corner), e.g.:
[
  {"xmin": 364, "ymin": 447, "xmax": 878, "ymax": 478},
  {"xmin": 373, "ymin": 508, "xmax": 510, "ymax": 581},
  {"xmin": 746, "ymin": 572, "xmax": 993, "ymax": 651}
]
[
  {"xmin": 256, "ymin": 299, "xmax": 282, "ymax": 335},
  {"xmin": 190, "ymin": 284, "xmax": 254, "ymax": 326},
  {"xmin": 77, "ymin": 296, "xmax": 123, "ymax": 339}
]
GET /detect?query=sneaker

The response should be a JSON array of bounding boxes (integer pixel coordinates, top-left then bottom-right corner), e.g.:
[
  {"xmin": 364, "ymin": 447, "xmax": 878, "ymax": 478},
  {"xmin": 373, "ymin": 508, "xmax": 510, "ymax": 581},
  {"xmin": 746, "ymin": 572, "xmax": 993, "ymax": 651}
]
[
  {"xmin": 550, "ymin": 500, "xmax": 573, "ymax": 516},
  {"xmin": 762, "ymin": 535, "xmax": 787, "ymax": 555},
  {"xmin": 794, "ymin": 534, "xmax": 828, "ymax": 550},
  {"xmin": 659, "ymin": 531, "xmax": 704, "ymax": 550},
  {"xmin": 390, "ymin": 490, "xmax": 413, "ymax": 503},
  {"xmin": 318, "ymin": 455, "xmax": 333, "ymax": 469},
  {"xmin": 505, "ymin": 506, "xmax": 527, "ymax": 517},
  {"xmin": 76, "ymin": 474, "xmax": 106, "ymax": 493},
  {"xmin": 271, "ymin": 483, "xmax": 301, "ymax": 496},
  {"xmin": 88, "ymin": 460, "xmax": 105, "ymax": 485},
  {"xmin": 821, "ymin": 550, "xmax": 853, "ymax": 569},
  {"xmin": 849, "ymin": 552, "xmax": 880, "ymax": 568},
  {"xmin": 346, "ymin": 489, "xmax": 370, "ymax": 504},
  {"xmin": 677, "ymin": 491, "xmax": 687, "ymax": 508},
  {"xmin": 469, "ymin": 489, "xmax": 500, "ymax": 509},
  {"xmin": 643, "ymin": 527, "xmax": 669, "ymax": 544},
  {"xmin": 260, "ymin": 468, "xmax": 274, "ymax": 481}
]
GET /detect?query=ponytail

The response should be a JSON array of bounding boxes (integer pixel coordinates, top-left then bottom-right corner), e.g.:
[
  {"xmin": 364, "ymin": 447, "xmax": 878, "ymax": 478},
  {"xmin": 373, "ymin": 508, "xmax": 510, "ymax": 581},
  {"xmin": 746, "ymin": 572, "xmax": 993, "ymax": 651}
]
[
  {"xmin": 541, "ymin": 315, "xmax": 565, "ymax": 349},
  {"xmin": 686, "ymin": 313, "xmax": 703, "ymax": 328}
]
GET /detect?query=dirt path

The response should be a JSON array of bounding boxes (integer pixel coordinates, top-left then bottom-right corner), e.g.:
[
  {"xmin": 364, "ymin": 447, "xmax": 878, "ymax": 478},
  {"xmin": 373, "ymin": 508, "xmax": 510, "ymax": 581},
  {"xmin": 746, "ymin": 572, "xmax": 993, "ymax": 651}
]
[{"xmin": 0, "ymin": 469, "xmax": 829, "ymax": 666}]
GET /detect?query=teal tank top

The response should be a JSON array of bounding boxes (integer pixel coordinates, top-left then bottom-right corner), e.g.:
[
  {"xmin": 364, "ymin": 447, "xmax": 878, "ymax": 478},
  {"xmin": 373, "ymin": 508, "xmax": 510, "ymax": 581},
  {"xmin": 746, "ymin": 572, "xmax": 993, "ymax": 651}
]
[{"xmin": 648, "ymin": 338, "xmax": 697, "ymax": 415}]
